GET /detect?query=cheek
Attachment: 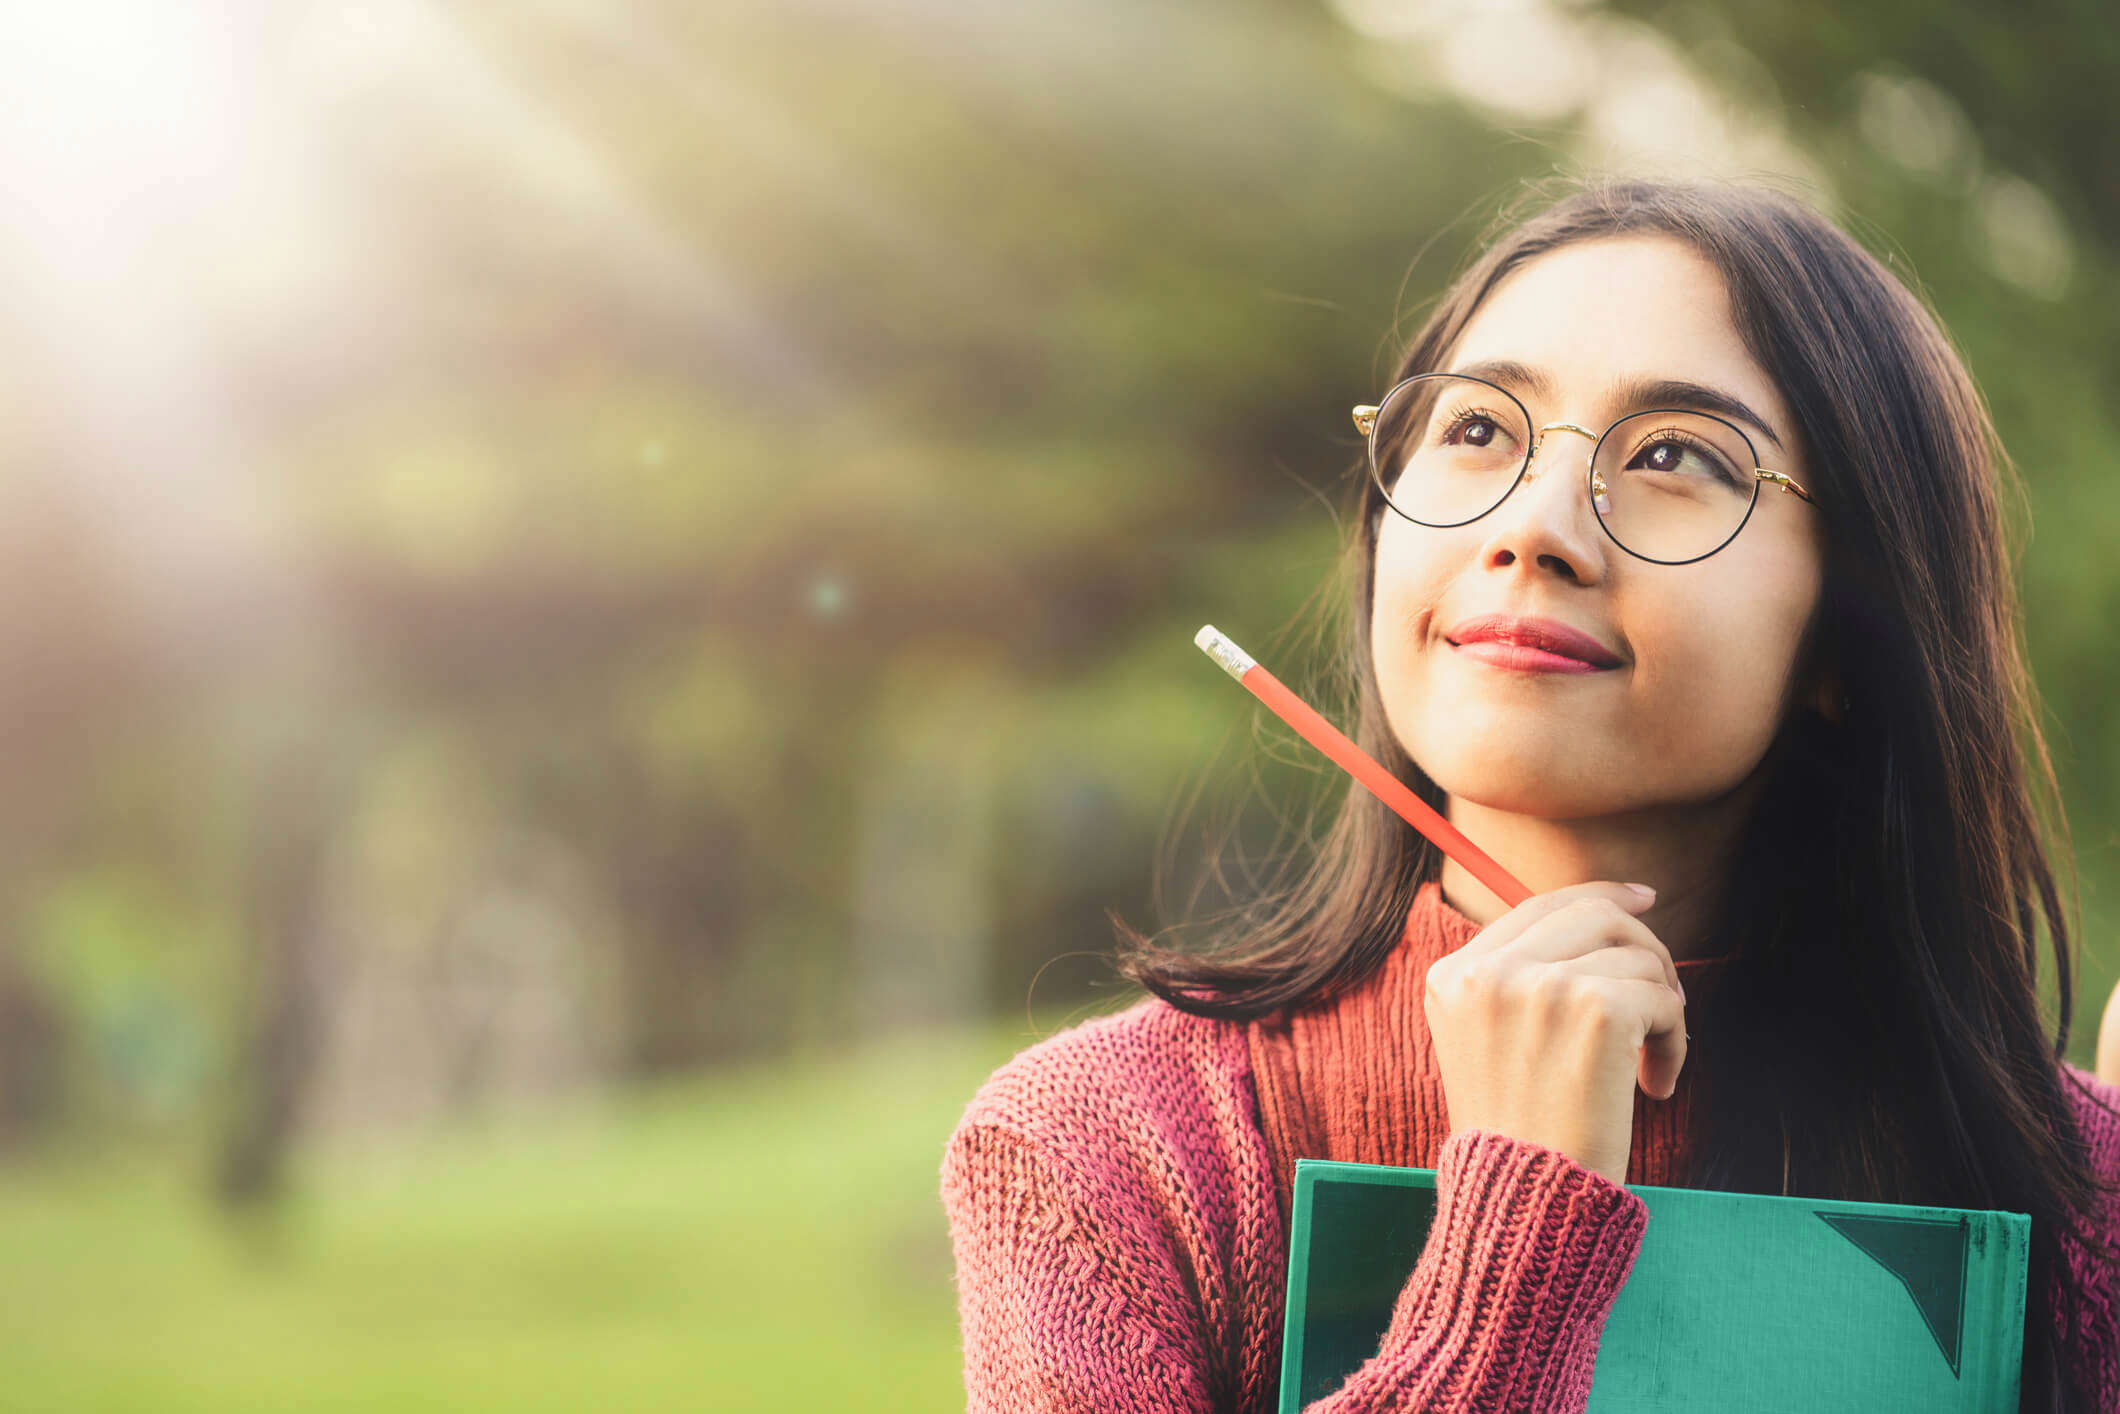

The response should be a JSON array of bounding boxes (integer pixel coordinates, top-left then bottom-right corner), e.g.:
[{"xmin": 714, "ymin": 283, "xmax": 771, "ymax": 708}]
[
  {"xmin": 1667, "ymin": 529, "xmax": 1822, "ymax": 704},
  {"xmin": 1369, "ymin": 523, "xmax": 1451, "ymax": 671},
  {"xmin": 1629, "ymin": 592, "xmax": 1808, "ymax": 765},
  {"xmin": 1369, "ymin": 522, "xmax": 1472, "ymax": 758}
]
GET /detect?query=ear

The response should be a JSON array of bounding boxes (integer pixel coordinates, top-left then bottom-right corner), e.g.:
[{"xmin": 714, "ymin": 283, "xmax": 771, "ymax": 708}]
[
  {"xmin": 1791, "ymin": 603, "xmax": 1843, "ymax": 727},
  {"xmin": 1805, "ymin": 662, "xmax": 1845, "ymax": 726}
]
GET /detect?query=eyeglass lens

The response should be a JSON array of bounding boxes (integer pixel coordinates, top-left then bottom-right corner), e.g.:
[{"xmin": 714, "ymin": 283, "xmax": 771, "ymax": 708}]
[{"xmin": 1370, "ymin": 374, "xmax": 1758, "ymax": 563}]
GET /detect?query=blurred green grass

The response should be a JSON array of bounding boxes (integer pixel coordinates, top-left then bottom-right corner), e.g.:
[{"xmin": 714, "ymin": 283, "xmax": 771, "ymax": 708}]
[
  {"xmin": 0, "ymin": 1007, "xmax": 1116, "ymax": 1412},
  {"xmin": 5, "ymin": 964, "xmax": 2105, "ymax": 1413}
]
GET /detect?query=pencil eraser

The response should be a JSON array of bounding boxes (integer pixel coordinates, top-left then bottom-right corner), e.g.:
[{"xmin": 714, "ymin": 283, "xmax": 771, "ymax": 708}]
[{"xmin": 1195, "ymin": 625, "xmax": 1255, "ymax": 681}]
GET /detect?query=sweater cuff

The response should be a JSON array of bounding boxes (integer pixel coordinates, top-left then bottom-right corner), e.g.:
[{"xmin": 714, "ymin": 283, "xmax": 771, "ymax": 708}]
[{"xmin": 1375, "ymin": 1128, "xmax": 1649, "ymax": 1406}]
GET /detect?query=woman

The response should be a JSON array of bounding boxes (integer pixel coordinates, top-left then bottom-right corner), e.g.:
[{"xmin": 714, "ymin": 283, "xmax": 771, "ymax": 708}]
[{"xmin": 940, "ymin": 177, "xmax": 2120, "ymax": 1412}]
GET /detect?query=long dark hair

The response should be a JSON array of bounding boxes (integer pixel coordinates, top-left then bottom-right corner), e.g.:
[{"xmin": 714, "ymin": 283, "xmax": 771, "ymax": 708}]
[{"xmin": 1113, "ymin": 176, "xmax": 2119, "ymax": 1411}]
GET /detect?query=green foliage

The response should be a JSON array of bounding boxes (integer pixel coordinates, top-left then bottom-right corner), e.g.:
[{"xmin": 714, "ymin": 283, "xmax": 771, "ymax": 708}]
[{"xmin": 4, "ymin": 0, "xmax": 2116, "ymax": 1205}]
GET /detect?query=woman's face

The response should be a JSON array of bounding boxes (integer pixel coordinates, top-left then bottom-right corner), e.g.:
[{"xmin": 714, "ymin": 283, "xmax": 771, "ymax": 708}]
[{"xmin": 1371, "ymin": 235, "xmax": 1830, "ymax": 820}]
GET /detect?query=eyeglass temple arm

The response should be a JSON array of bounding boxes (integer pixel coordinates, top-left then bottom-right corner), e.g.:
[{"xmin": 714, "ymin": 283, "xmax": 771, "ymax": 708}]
[{"xmin": 1756, "ymin": 468, "xmax": 1814, "ymax": 503}]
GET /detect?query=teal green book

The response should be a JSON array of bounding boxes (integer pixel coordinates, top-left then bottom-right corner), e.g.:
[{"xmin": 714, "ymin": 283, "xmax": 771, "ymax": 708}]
[{"xmin": 1279, "ymin": 1157, "xmax": 2030, "ymax": 1413}]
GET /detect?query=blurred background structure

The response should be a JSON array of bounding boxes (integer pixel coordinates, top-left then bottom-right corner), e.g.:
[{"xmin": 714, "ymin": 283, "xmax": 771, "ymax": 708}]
[{"xmin": 0, "ymin": 1, "xmax": 2115, "ymax": 1408}]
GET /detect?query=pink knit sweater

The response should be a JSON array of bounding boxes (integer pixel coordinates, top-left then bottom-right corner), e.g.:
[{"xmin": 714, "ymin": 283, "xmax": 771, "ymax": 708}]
[{"xmin": 941, "ymin": 880, "xmax": 2120, "ymax": 1411}]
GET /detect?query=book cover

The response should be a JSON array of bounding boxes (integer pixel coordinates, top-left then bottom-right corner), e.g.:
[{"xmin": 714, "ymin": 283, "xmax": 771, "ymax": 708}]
[{"xmin": 1279, "ymin": 1156, "xmax": 2029, "ymax": 1413}]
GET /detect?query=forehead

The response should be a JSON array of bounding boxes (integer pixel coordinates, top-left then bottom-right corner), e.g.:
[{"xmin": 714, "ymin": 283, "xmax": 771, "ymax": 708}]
[{"xmin": 1450, "ymin": 235, "xmax": 1787, "ymax": 431}]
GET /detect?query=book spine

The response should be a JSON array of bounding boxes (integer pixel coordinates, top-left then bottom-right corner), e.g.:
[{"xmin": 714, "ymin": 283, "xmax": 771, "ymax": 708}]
[{"xmin": 1995, "ymin": 1213, "xmax": 2030, "ymax": 1408}]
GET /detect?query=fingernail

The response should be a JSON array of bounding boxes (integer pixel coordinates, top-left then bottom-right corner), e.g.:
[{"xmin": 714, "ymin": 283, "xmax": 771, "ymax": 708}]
[{"xmin": 1626, "ymin": 883, "xmax": 1656, "ymax": 900}]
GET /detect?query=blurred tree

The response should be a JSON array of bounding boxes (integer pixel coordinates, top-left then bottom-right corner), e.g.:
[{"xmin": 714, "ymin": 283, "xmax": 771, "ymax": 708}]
[{"xmin": 4, "ymin": 0, "xmax": 2115, "ymax": 1185}]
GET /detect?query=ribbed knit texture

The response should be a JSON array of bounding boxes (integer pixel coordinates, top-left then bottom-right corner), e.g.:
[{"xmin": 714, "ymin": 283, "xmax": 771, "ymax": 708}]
[
  {"xmin": 942, "ymin": 880, "xmax": 2120, "ymax": 1412},
  {"xmin": 1246, "ymin": 882, "xmax": 1735, "ymax": 1220}
]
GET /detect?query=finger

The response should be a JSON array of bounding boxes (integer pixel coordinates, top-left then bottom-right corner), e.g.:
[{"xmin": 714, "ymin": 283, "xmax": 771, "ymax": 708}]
[
  {"xmin": 1504, "ymin": 897, "xmax": 1682, "ymax": 1001},
  {"xmin": 1635, "ymin": 980, "xmax": 1690, "ymax": 1099},
  {"xmin": 1578, "ymin": 975, "xmax": 1689, "ymax": 1100},
  {"xmin": 1550, "ymin": 945, "xmax": 1678, "ymax": 995},
  {"xmin": 1455, "ymin": 880, "xmax": 1656, "ymax": 959}
]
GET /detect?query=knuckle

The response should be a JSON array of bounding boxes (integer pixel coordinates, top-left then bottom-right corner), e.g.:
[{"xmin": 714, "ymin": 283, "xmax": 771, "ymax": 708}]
[
  {"xmin": 1422, "ymin": 972, "xmax": 1448, "ymax": 1011},
  {"xmin": 1458, "ymin": 959, "xmax": 1506, "ymax": 1003},
  {"xmin": 1581, "ymin": 986, "xmax": 1628, "ymax": 1035},
  {"xmin": 1425, "ymin": 959, "xmax": 1469, "ymax": 1007},
  {"xmin": 1525, "ymin": 966, "xmax": 1574, "ymax": 1010}
]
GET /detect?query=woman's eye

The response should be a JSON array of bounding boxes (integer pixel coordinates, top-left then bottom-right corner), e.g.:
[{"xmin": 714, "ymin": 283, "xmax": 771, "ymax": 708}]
[
  {"xmin": 1441, "ymin": 411, "xmax": 1501, "ymax": 447},
  {"xmin": 1640, "ymin": 440, "xmax": 1686, "ymax": 471},
  {"xmin": 1628, "ymin": 436, "xmax": 1735, "ymax": 484}
]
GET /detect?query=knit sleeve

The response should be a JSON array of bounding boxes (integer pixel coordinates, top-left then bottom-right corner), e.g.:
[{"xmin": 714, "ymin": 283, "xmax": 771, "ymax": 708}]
[
  {"xmin": 2056, "ymin": 1063, "xmax": 2120, "ymax": 1411},
  {"xmin": 942, "ymin": 1118, "xmax": 1647, "ymax": 1413},
  {"xmin": 942, "ymin": 1121, "xmax": 1227, "ymax": 1414},
  {"xmin": 1315, "ymin": 1128, "xmax": 1650, "ymax": 1411}
]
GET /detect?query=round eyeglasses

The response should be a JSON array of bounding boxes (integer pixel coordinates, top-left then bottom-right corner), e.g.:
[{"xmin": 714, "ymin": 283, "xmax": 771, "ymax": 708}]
[{"xmin": 1353, "ymin": 372, "xmax": 1815, "ymax": 565}]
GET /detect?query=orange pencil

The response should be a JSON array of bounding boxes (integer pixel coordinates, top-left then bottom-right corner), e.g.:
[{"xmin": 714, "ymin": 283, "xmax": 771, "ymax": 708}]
[{"xmin": 1194, "ymin": 624, "xmax": 1531, "ymax": 910}]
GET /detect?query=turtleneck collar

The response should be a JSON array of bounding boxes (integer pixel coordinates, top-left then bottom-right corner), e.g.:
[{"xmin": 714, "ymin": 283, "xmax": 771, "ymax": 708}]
[
  {"xmin": 1427, "ymin": 878, "xmax": 1748, "ymax": 978},
  {"xmin": 1244, "ymin": 878, "xmax": 1725, "ymax": 1222}
]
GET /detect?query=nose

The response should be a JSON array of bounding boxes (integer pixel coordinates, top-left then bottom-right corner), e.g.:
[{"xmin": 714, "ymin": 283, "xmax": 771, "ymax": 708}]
[{"xmin": 1479, "ymin": 422, "xmax": 1606, "ymax": 580}]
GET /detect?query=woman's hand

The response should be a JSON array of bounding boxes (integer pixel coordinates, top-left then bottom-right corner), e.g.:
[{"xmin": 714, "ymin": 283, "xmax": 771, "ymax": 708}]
[{"xmin": 1422, "ymin": 880, "xmax": 1688, "ymax": 1186}]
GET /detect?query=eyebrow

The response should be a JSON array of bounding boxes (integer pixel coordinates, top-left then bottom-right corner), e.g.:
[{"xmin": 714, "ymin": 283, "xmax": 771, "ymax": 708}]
[{"xmin": 1446, "ymin": 358, "xmax": 1786, "ymax": 455}]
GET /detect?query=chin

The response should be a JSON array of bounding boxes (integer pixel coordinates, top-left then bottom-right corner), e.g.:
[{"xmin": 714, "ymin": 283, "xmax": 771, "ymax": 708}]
[{"xmin": 1419, "ymin": 743, "xmax": 1610, "ymax": 816}]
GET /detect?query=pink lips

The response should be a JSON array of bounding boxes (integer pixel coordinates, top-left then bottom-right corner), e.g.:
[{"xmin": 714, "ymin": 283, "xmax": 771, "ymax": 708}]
[
  {"xmin": 1444, "ymin": 614, "xmax": 1624, "ymax": 673},
  {"xmin": 1450, "ymin": 640, "xmax": 1612, "ymax": 673}
]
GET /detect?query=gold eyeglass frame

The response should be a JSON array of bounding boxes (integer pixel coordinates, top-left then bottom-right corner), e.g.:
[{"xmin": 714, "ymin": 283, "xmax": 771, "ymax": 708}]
[{"xmin": 1352, "ymin": 372, "xmax": 1815, "ymax": 566}]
